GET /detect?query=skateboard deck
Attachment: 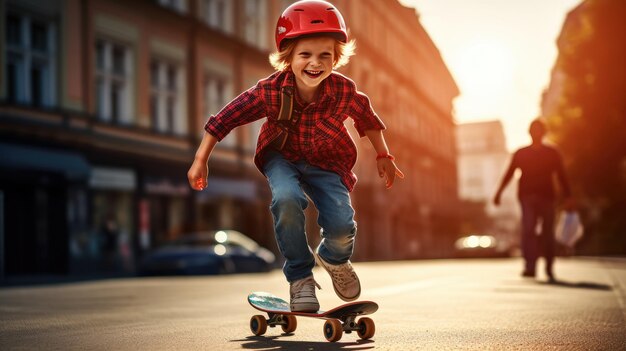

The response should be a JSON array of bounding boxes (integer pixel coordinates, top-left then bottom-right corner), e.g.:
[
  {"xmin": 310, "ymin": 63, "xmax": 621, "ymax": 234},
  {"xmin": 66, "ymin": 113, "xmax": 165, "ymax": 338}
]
[{"xmin": 248, "ymin": 291, "xmax": 378, "ymax": 342}]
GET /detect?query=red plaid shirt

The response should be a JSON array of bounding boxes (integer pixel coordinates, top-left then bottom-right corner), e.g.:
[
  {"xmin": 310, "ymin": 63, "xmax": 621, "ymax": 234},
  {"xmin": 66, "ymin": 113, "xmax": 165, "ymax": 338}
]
[{"xmin": 204, "ymin": 70, "xmax": 385, "ymax": 191}]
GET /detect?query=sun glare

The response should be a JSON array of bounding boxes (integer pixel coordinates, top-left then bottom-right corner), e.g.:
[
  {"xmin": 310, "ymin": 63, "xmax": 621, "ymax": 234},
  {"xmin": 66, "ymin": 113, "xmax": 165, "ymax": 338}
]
[{"xmin": 452, "ymin": 39, "xmax": 516, "ymax": 100}]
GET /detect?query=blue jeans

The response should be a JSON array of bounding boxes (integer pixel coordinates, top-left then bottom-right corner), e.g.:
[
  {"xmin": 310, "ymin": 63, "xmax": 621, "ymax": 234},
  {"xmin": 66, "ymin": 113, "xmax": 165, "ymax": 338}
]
[
  {"xmin": 263, "ymin": 151, "xmax": 357, "ymax": 282},
  {"xmin": 520, "ymin": 195, "xmax": 556, "ymax": 274}
]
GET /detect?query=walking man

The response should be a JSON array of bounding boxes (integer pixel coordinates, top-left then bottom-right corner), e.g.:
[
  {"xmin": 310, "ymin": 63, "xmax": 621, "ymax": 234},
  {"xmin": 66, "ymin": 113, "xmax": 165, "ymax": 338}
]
[{"xmin": 494, "ymin": 119, "xmax": 573, "ymax": 282}]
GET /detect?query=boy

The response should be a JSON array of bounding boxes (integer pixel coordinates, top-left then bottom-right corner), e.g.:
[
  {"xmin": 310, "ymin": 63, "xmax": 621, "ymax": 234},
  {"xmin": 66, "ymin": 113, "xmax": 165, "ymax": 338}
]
[{"xmin": 188, "ymin": 0, "xmax": 403, "ymax": 311}]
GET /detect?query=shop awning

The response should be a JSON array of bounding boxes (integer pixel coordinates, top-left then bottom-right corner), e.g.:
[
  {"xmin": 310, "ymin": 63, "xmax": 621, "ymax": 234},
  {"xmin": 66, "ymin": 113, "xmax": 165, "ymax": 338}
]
[{"xmin": 0, "ymin": 142, "xmax": 90, "ymax": 181}]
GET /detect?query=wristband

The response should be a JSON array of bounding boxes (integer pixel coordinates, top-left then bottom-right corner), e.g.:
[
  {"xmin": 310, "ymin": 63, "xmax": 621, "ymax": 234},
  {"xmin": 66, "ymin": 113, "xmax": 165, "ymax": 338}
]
[{"xmin": 376, "ymin": 152, "xmax": 395, "ymax": 161}]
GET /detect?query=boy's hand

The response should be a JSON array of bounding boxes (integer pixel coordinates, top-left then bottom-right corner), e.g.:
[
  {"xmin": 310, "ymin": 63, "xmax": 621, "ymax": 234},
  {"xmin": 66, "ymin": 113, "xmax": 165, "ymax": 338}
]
[
  {"xmin": 377, "ymin": 158, "xmax": 405, "ymax": 189},
  {"xmin": 187, "ymin": 160, "xmax": 208, "ymax": 191}
]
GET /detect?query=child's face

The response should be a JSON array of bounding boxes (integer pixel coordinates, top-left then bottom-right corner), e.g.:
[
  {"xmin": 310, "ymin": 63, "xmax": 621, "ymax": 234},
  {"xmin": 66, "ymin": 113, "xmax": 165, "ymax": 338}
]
[{"xmin": 290, "ymin": 36, "xmax": 335, "ymax": 93}]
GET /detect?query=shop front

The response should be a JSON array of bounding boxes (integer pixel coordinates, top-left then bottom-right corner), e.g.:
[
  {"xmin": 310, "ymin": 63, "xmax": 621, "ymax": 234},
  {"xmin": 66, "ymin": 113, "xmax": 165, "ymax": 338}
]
[
  {"xmin": 0, "ymin": 142, "xmax": 90, "ymax": 277},
  {"xmin": 142, "ymin": 176, "xmax": 191, "ymax": 249},
  {"xmin": 85, "ymin": 166, "xmax": 136, "ymax": 275}
]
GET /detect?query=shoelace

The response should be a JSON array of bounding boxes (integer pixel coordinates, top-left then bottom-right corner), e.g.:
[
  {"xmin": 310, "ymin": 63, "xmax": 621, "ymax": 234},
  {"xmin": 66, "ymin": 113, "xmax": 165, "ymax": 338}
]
[
  {"xmin": 290, "ymin": 277, "xmax": 321, "ymax": 299},
  {"xmin": 325, "ymin": 262, "xmax": 358, "ymax": 288}
]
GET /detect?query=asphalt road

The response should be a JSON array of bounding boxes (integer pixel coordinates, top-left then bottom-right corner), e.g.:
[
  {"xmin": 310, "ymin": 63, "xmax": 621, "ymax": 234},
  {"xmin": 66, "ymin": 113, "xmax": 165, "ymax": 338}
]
[{"xmin": 1, "ymin": 257, "xmax": 625, "ymax": 350}]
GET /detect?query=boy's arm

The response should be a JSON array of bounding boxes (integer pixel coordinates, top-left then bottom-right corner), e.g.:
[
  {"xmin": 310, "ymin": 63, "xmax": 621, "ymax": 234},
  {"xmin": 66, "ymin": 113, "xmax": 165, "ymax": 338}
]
[
  {"xmin": 188, "ymin": 83, "xmax": 265, "ymax": 191},
  {"xmin": 187, "ymin": 132, "xmax": 218, "ymax": 191},
  {"xmin": 347, "ymin": 83, "xmax": 401, "ymax": 188},
  {"xmin": 204, "ymin": 85, "xmax": 265, "ymax": 142},
  {"xmin": 364, "ymin": 129, "xmax": 404, "ymax": 189}
]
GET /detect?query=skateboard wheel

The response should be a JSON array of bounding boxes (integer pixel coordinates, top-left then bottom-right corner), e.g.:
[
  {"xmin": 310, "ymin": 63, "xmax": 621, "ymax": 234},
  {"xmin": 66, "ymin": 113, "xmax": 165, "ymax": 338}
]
[
  {"xmin": 250, "ymin": 315, "xmax": 267, "ymax": 336},
  {"xmin": 323, "ymin": 319, "xmax": 343, "ymax": 342},
  {"xmin": 281, "ymin": 315, "xmax": 297, "ymax": 333},
  {"xmin": 357, "ymin": 317, "xmax": 375, "ymax": 339}
]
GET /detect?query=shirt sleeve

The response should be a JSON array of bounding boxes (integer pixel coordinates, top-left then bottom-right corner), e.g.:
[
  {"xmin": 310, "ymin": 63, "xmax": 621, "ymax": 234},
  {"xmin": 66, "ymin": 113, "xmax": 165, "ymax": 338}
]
[
  {"xmin": 349, "ymin": 91, "xmax": 386, "ymax": 137},
  {"xmin": 204, "ymin": 83, "xmax": 266, "ymax": 141}
]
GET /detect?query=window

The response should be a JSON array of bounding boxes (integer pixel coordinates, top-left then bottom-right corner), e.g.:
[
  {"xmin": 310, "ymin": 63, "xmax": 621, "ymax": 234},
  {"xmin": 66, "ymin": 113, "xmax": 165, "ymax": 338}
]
[
  {"xmin": 151, "ymin": 58, "xmax": 184, "ymax": 135},
  {"xmin": 4, "ymin": 11, "xmax": 56, "ymax": 107},
  {"xmin": 243, "ymin": 0, "xmax": 267, "ymax": 50},
  {"xmin": 95, "ymin": 39, "xmax": 133, "ymax": 124},
  {"xmin": 202, "ymin": 0, "xmax": 233, "ymax": 34},
  {"xmin": 157, "ymin": 0, "xmax": 187, "ymax": 14},
  {"xmin": 205, "ymin": 73, "xmax": 234, "ymax": 146}
]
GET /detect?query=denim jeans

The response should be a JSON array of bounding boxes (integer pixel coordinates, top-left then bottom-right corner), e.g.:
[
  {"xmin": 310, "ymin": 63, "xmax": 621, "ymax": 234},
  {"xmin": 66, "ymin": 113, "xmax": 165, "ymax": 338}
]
[
  {"xmin": 263, "ymin": 151, "xmax": 357, "ymax": 282},
  {"xmin": 520, "ymin": 194, "xmax": 556, "ymax": 274}
]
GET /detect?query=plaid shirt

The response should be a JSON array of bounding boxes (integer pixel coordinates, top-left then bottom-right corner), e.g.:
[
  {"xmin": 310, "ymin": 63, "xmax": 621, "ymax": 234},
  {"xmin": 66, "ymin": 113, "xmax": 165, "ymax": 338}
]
[{"xmin": 205, "ymin": 70, "xmax": 385, "ymax": 191}]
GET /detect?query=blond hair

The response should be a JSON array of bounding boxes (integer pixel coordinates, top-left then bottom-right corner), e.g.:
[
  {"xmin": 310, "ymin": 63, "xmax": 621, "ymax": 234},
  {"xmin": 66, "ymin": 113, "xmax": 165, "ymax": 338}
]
[{"xmin": 269, "ymin": 37, "xmax": 356, "ymax": 71}]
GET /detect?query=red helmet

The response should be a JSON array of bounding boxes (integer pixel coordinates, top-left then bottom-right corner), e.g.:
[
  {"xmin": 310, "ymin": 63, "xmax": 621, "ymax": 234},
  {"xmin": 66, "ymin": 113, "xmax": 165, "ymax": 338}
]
[{"xmin": 275, "ymin": 0, "xmax": 348, "ymax": 50}]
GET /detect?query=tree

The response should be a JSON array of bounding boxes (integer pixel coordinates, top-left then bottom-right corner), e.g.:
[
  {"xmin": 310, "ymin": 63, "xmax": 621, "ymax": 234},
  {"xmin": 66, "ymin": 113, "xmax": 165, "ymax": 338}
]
[{"xmin": 547, "ymin": 0, "xmax": 626, "ymax": 254}]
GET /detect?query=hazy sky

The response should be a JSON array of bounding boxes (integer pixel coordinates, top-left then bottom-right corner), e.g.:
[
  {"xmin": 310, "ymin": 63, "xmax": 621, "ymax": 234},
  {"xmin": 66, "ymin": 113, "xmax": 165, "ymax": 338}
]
[{"xmin": 399, "ymin": 0, "xmax": 582, "ymax": 151}]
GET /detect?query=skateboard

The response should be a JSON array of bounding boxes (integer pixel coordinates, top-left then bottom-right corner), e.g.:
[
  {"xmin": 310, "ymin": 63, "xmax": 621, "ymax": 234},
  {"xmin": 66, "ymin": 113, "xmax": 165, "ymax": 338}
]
[{"xmin": 247, "ymin": 291, "xmax": 378, "ymax": 342}]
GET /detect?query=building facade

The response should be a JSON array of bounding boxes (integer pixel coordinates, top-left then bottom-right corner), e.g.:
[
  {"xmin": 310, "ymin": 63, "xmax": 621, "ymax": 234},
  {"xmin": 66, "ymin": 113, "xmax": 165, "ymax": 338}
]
[
  {"xmin": 0, "ymin": 0, "xmax": 458, "ymax": 278},
  {"xmin": 0, "ymin": 0, "xmax": 280, "ymax": 277},
  {"xmin": 329, "ymin": 0, "xmax": 460, "ymax": 259},
  {"xmin": 541, "ymin": 2, "xmax": 585, "ymax": 119},
  {"xmin": 456, "ymin": 121, "xmax": 519, "ymax": 245}
]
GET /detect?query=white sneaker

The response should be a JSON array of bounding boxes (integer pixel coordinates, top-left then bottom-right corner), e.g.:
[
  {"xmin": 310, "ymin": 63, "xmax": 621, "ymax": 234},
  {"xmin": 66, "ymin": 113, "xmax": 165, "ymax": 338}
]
[
  {"xmin": 314, "ymin": 249, "xmax": 361, "ymax": 301},
  {"xmin": 289, "ymin": 275, "xmax": 321, "ymax": 312}
]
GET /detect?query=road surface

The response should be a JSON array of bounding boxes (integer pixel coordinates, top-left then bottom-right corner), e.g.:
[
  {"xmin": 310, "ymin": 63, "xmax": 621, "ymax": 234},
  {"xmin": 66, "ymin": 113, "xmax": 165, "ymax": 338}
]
[{"xmin": 1, "ymin": 257, "xmax": 625, "ymax": 350}]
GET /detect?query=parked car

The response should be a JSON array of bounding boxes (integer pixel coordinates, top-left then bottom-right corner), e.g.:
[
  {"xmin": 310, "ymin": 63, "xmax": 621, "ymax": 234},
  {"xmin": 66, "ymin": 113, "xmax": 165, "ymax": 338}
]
[
  {"xmin": 453, "ymin": 234, "xmax": 512, "ymax": 258},
  {"xmin": 139, "ymin": 230, "xmax": 276, "ymax": 276}
]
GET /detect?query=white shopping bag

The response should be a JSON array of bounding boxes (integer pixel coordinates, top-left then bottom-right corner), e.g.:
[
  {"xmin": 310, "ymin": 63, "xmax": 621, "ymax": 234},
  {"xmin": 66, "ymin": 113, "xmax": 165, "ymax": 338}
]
[{"xmin": 555, "ymin": 211, "xmax": 584, "ymax": 247}]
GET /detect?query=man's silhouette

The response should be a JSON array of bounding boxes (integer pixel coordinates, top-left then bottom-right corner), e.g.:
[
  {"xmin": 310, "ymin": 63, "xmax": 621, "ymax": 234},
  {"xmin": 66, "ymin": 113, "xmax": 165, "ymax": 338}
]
[{"xmin": 494, "ymin": 119, "xmax": 573, "ymax": 281}]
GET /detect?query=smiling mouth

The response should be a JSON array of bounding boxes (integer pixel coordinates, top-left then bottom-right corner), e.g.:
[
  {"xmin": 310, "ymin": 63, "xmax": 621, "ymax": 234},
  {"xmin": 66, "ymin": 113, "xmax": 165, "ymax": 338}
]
[{"xmin": 304, "ymin": 70, "xmax": 323, "ymax": 78}]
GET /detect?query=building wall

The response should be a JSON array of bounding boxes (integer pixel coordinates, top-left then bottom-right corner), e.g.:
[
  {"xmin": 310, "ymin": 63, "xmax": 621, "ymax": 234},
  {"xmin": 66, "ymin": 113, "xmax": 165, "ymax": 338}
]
[
  {"xmin": 0, "ymin": 0, "xmax": 277, "ymax": 276},
  {"xmin": 343, "ymin": 0, "xmax": 459, "ymax": 259},
  {"xmin": 541, "ymin": 3, "xmax": 585, "ymax": 122}
]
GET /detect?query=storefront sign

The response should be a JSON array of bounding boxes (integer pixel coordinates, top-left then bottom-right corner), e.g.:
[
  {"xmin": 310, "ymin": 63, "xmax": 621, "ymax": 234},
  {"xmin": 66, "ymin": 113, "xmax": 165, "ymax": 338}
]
[
  {"xmin": 144, "ymin": 178, "xmax": 190, "ymax": 196},
  {"xmin": 89, "ymin": 167, "xmax": 136, "ymax": 190}
]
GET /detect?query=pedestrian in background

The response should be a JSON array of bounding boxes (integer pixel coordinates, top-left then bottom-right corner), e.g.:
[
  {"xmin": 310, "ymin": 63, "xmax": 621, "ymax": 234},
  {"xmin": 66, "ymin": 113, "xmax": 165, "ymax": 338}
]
[
  {"xmin": 494, "ymin": 118, "xmax": 574, "ymax": 282},
  {"xmin": 188, "ymin": 0, "xmax": 404, "ymax": 311},
  {"xmin": 99, "ymin": 214, "xmax": 119, "ymax": 271}
]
